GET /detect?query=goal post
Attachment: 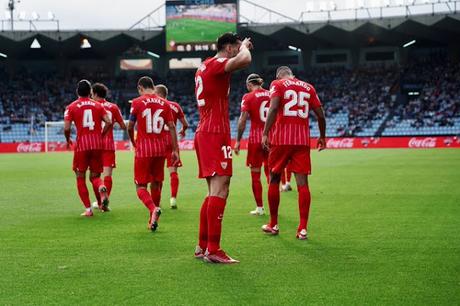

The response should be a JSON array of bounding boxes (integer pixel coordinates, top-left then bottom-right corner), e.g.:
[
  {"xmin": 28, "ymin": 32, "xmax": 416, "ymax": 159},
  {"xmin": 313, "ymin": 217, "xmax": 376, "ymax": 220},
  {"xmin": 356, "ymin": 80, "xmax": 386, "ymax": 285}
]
[{"xmin": 44, "ymin": 120, "xmax": 131, "ymax": 152}]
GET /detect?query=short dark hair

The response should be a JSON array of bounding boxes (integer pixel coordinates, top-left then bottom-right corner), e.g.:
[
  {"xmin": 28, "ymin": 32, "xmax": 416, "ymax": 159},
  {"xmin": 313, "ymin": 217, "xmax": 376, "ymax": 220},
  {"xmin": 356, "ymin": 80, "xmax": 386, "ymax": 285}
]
[
  {"xmin": 137, "ymin": 76, "xmax": 154, "ymax": 89},
  {"xmin": 77, "ymin": 79, "xmax": 91, "ymax": 97},
  {"xmin": 276, "ymin": 66, "xmax": 293, "ymax": 78},
  {"xmin": 155, "ymin": 84, "xmax": 168, "ymax": 98},
  {"xmin": 92, "ymin": 83, "xmax": 108, "ymax": 99},
  {"xmin": 217, "ymin": 32, "xmax": 241, "ymax": 51},
  {"xmin": 246, "ymin": 73, "xmax": 263, "ymax": 86}
]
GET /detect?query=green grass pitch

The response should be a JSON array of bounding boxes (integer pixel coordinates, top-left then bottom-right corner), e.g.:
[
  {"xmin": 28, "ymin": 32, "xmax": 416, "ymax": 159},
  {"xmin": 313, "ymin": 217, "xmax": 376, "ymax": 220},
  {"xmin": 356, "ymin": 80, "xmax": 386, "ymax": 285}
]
[
  {"xmin": 0, "ymin": 149, "xmax": 459, "ymax": 305},
  {"xmin": 166, "ymin": 18, "xmax": 236, "ymax": 48}
]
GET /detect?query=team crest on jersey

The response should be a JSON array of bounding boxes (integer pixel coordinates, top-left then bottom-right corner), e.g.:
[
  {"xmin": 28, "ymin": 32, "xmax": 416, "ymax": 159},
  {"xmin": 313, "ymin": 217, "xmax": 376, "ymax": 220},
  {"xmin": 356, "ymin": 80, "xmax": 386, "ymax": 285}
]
[{"xmin": 221, "ymin": 162, "xmax": 228, "ymax": 169}]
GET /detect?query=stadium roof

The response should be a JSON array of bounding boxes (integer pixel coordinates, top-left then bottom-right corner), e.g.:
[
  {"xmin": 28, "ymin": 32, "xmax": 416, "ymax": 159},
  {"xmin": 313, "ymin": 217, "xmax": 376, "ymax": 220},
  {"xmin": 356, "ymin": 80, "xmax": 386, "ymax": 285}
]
[{"xmin": 0, "ymin": 14, "xmax": 459, "ymax": 59}]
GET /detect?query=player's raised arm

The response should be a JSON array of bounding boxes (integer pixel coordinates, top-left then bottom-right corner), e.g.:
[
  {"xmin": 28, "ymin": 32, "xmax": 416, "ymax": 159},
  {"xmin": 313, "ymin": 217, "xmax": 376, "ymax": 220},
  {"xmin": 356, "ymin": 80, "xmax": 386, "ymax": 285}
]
[
  {"xmin": 234, "ymin": 111, "xmax": 248, "ymax": 155},
  {"xmin": 312, "ymin": 106, "xmax": 326, "ymax": 151},
  {"xmin": 262, "ymin": 96, "xmax": 280, "ymax": 150},
  {"xmin": 224, "ymin": 37, "xmax": 252, "ymax": 73}
]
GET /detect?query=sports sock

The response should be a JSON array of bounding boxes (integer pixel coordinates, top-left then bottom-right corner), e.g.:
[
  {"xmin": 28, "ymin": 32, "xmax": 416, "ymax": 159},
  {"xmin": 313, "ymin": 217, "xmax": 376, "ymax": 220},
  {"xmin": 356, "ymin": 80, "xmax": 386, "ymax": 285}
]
[
  {"xmin": 207, "ymin": 196, "xmax": 226, "ymax": 254},
  {"xmin": 90, "ymin": 177, "xmax": 102, "ymax": 205},
  {"xmin": 268, "ymin": 182, "xmax": 280, "ymax": 227},
  {"xmin": 263, "ymin": 165, "xmax": 270, "ymax": 183},
  {"xmin": 136, "ymin": 188, "xmax": 155, "ymax": 212},
  {"xmin": 286, "ymin": 170, "xmax": 292, "ymax": 183},
  {"xmin": 76, "ymin": 177, "xmax": 91, "ymax": 208},
  {"xmin": 150, "ymin": 183, "xmax": 162, "ymax": 207},
  {"xmin": 281, "ymin": 170, "xmax": 287, "ymax": 186},
  {"xmin": 198, "ymin": 197, "xmax": 209, "ymax": 250},
  {"xmin": 104, "ymin": 176, "xmax": 113, "ymax": 196},
  {"xmin": 251, "ymin": 171, "xmax": 263, "ymax": 208},
  {"xmin": 298, "ymin": 185, "xmax": 311, "ymax": 231},
  {"xmin": 170, "ymin": 172, "xmax": 179, "ymax": 198}
]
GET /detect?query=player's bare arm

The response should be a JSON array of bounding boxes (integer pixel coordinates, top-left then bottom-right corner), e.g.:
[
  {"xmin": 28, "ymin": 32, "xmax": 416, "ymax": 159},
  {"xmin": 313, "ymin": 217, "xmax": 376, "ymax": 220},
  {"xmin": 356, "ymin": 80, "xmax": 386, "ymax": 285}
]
[
  {"xmin": 224, "ymin": 38, "xmax": 252, "ymax": 73},
  {"xmin": 262, "ymin": 96, "xmax": 280, "ymax": 150},
  {"xmin": 63, "ymin": 119, "xmax": 72, "ymax": 148},
  {"xmin": 127, "ymin": 120, "xmax": 136, "ymax": 148},
  {"xmin": 167, "ymin": 121, "xmax": 179, "ymax": 164},
  {"xmin": 101, "ymin": 113, "xmax": 112, "ymax": 136},
  {"xmin": 234, "ymin": 111, "xmax": 249, "ymax": 155},
  {"xmin": 178, "ymin": 117, "xmax": 189, "ymax": 140},
  {"xmin": 312, "ymin": 106, "xmax": 327, "ymax": 151}
]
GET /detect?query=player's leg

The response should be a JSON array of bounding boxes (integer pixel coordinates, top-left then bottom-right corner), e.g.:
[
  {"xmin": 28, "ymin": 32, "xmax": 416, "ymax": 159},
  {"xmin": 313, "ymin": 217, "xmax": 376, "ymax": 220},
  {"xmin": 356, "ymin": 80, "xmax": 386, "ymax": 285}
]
[
  {"xmin": 249, "ymin": 167, "xmax": 264, "ymax": 215},
  {"xmin": 284, "ymin": 169, "xmax": 293, "ymax": 191},
  {"xmin": 102, "ymin": 150, "xmax": 116, "ymax": 196},
  {"xmin": 196, "ymin": 178, "xmax": 211, "ymax": 258},
  {"xmin": 75, "ymin": 170, "xmax": 93, "ymax": 217},
  {"xmin": 169, "ymin": 166, "xmax": 179, "ymax": 209},
  {"xmin": 134, "ymin": 157, "xmax": 159, "ymax": 231},
  {"xmin": 290, "ymin": 146, "xmax": 312, "ymax": 240},
  {"xmin": 280, "ymin": 168, "xmax": 287, "ymax": 191},
  {"xmin": 150, "ymin": 181, "xmax": 162, "ymax": 208},
  {"xmin": 89, "ymin": 171, "xmax": 109, "ymax": 211}
]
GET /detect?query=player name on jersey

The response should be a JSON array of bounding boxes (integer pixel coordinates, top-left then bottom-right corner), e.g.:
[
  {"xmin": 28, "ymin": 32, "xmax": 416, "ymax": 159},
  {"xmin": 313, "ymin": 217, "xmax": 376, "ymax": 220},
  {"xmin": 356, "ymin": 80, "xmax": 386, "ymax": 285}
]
[{"xmin": 241, "ymin": 88, "xmax": 270, "ymax": 144}]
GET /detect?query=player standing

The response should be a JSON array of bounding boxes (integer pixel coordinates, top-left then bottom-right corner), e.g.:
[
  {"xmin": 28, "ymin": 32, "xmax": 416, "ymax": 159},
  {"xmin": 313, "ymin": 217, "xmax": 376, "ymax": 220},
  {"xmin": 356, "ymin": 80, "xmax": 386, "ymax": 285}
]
[
  {"xmin": 91, "ymin": 83, "xmax": 127, "ymax": 211},
  {"xmin": 127, "ymin": 77, "xmax": 179, "ymax": 232},
  {"xmin": 154, "ymin": 84, "xmax": 189, "ymax": 209},
  {"xmin": 234, "ymin": 73, "xmax": 270, "ymax": 216},
  {"xmin": 261, "ymin": 66, "xmax": 326, "ymax": 240},
  {"xmin": 64, "ymin": 80, "xmax": 112, "ymax": 216},
  {"xmin": 194, "ymin": 33, "xmax": 252, "ymax": 264}
]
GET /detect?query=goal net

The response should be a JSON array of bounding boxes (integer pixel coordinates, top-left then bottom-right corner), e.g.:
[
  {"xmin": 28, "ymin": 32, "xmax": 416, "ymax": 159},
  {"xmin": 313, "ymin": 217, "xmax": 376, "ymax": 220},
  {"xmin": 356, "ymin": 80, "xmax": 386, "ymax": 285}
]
[{"xmin": 44, "ymin": 120, "xmax": 131, "ymax": 152}]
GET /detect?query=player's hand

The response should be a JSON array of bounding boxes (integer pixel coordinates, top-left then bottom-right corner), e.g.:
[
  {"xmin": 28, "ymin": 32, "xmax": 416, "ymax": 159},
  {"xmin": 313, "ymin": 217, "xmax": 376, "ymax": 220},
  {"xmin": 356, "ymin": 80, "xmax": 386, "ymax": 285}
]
[
  {"xmin": 262, "ymin": 135, "xmax": 270, "ymax": 151},
  {"xmin": 66, "ymin": 139, "xmax": 73, "ymax": 150},
  {"xmin": 178, "ymin": 129, "xmax": 186, "ymax": 140},
  {"xmin": 317, "ymin": 137, "xmax": 326, "ymax": 151},
  {"xmin": 131, "ymin": 141, "xmax": 136, "ymax": 149},
  {"xmin": 241, "ymin": 38, "xmax": 253, "ymax": 50},
  {"xmin": 234, "ymin": 141, "xmax": 240, "ymax": 156},
  {"xmin": 171, "ymin": 150, "xmax": 180, "ymax": 165}
]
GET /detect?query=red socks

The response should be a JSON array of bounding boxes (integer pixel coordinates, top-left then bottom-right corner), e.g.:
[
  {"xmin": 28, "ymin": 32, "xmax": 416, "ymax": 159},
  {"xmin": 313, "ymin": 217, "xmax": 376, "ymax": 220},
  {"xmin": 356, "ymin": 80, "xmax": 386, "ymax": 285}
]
[
  {"xmin": 150, "ymin": 183, "xmax": 162, "ymax": 207},
  {"xmin": 263, "ymin": 165, "xmax": 269, "ymax": 183},
  {"xmin": 198, "ymin": 197, "xmax": 209, "ymax": 250},
  {"xmin": 90, "ymin": 177, "xmax": 102, "ymax": 205},
  {"xmin": 104, "ymin": 176, "xmax": 113, "ymax": 196},
  {"xmin": 268, "ymin": 183, "xmax": 280, "ymax": 227},
  {"xmin": 298, "ymin": 185, "xmax": 311, "ymax": 230},
  {"xmin": 251, "ymin": 171, "xmax": 263, "ymax": 207},
  {"xmin": 136, "ymin": 188, "xmax": 155, "ymax": 212},
  {"xmin": 207, "ymin": 196, "xmax": 226, "ymax": 254},
  {"xmin": 76, "ymin": 177, "xmax": 91, "ymax": 208},
  {"xmin": 286, "ymin": 170, "xmax": 292, "ymax": 182},
  {"xmin": 281, "ymin": 170, "xmax": 287, "ymax": 185},
  {"xmin": 170, "ymin": 172, "xmax": 179, "ymax": 198}
]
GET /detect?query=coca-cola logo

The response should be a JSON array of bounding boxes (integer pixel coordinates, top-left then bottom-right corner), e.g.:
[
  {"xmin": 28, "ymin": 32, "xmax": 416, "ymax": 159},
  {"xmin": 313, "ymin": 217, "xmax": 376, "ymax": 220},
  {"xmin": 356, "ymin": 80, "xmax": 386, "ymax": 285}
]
[
  {"xmin": 179, "ymin": 140, "xmax": 194, "ymax": 150},
  {"xmin": 326, "ymin": 138, "xmax": 354, "ymax": 149},
  {"xmin": 408, "ymin": 137, "xmax": 437, "ymax": 148},
  {"xmin": 17, "ymin": 142, "xmax": 43, "ymax": 153}
]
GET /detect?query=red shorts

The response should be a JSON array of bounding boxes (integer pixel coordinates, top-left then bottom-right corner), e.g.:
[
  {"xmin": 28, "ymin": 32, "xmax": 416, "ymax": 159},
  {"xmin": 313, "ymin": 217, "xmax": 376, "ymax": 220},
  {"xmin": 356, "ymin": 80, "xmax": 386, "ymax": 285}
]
[
  {"xmin": 247, "ymin": 142, "xmax": 268, "ymax": 168},
  {"xmin": 134, "ymin": 156, "xmax": 166, "ymax": 185},
  {"xmin": 73, "ymin": 150, "xmax": 103, "ymax": 173},
  {"xmin": 102, "ymin": 150, "xmax": 116, "ymax": 168},
  {"xmin": 166, "ymin": 148, "xmax": 182, "ymax": 168},
  {"xmin": 194, "ymin": 132, "xmax": 232, "ymax": 178},
  {"xmin": 268, "ymin": 145, "xmax": 311, "ymax": 175}
]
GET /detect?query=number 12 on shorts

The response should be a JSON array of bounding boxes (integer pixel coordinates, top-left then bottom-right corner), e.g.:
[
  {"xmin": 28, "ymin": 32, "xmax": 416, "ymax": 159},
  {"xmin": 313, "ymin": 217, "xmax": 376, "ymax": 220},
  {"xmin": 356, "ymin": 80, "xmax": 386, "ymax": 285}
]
[{"xmin": 221, "ymin": 145, "xmax": 232, "ymax": 159}]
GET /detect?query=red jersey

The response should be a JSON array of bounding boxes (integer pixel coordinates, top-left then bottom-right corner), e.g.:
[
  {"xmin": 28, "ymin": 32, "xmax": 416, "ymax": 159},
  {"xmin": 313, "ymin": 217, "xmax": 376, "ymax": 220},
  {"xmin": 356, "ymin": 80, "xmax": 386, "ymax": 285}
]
[
  {"xmin": 64, "ymin": 97, "xmax": 107, "ymax": 152},
  {"xmin": 130, "ymin": 94, "xmax": 173, "ymax": 158},
  {"xmin": 195, "ymin": 57, "xmax": 231, "ymax": 134},
  {"xmin": 241, "ymin": 88, "xmax": 270, "ymax": 144},
  {"xmin": 269, "ymin": 77, "xmax": 322, "ymax": 146},
  {"xmin": 164, "ymin": 100, "xmax": 185, "ymax": 145},
  {"xmin": 100, "ymin": 100, "xmax": 124, "ymax": 151}
]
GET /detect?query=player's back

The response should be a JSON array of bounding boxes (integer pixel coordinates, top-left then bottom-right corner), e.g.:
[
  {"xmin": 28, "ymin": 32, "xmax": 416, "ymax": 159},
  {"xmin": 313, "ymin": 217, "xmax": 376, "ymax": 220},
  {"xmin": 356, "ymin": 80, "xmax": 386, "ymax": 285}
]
[
  {"xmin": 167, "ymin": 100, "xmax": 184, "ymax": 125},
  {"xmin": 131, "ymin": 94, "xmax": 173, "ymax": 157},
  {"xmin": 65, "ymin": 97, "xmax": 105, "ymax": 151},
  {"xmin": 101, "ymin": 100, "xmax": 123, "ymax": 150},
  {"xmin": 269, "ymin": 77, "xmax": 322, "ymax": 146},
  {"xmin": 195, "ymin": 57, "xmax": 231, "ymax": 134},
  {"xmin": 242, "ymin": 88, "xmax": 270, "ymax": 144}
]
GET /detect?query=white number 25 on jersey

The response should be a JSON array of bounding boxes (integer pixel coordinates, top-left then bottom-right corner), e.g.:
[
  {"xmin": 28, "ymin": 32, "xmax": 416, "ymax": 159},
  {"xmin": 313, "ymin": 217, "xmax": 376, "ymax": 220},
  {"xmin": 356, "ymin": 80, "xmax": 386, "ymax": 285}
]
[{"xmin": 283, "ymin": 90, "xmax": 310, "ymax": 119}]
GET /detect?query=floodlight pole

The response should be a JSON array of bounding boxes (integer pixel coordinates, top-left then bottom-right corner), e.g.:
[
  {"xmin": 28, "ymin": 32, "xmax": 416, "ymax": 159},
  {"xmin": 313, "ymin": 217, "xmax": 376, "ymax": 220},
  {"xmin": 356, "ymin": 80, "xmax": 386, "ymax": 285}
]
[{"xmin": 8, "ymin": 0, "xmax": 15, "ymax": 31}]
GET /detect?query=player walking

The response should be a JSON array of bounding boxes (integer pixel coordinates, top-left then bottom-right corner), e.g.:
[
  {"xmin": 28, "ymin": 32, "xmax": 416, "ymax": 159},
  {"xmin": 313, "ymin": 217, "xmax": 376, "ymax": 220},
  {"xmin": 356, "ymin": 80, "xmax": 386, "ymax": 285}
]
[
  {"xmin": 91, "ymin": 83, "xmax": 127, "ymax": 211},
  {"xmin": 64, "ymin": 80, "xmax": 112, "ymax": 217},
  {"xmin": 127, "ymin": 77, "xmax": 179, "ymax": 232},
  {"xmin": 154, "ymin": 84, "xmax": 189, "ymax": 209},
  {"xmin": 261, "ymin": 66, "xmax": 326, "ymax": 240},
  {"xmin": 194, "ymin": 33, "xmax": 252, "ymax": 263},
  {"xmin": 234, "ymin": 73, "xmax": 270, "ymax": 216}
]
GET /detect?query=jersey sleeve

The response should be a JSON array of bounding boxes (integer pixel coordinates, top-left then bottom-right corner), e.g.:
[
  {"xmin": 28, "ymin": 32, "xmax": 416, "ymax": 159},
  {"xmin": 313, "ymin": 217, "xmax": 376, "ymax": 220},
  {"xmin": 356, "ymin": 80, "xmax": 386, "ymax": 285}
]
[
  {"xmin": 64, "ymin": 105, "xmax": 72, "ymax": 121},
  {"xmin": 240, "ymin": 94, "xmax": 250, "ymax": 112},
  {"xmin": 269, "ymin": 80, "xmax": 283, "ymax": 99},
  {"xmin": 309, "ymin": 86, "xmax": 322, "ymax": 109},
  {"xmin": 210, "ymin": 58, "xmax": 229, "ymax": 75}
]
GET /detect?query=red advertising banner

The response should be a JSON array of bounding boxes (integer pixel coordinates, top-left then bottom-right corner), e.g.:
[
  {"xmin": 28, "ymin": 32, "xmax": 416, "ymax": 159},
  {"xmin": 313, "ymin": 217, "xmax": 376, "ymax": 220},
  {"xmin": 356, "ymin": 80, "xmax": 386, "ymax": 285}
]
[{"xmin": 0, "ymin": 137, "xmax": 459, "ymax": 154}]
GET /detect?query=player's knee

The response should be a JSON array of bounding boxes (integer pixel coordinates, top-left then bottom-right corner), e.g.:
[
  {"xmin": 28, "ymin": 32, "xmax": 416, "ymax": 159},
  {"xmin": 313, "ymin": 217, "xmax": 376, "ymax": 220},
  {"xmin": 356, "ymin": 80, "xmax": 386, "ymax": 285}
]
[
  {"xmin": 269, "ymin": 172, "xmax": 281, "ymax": 184},
  {"xmin": 75, "ymin": 171, "xmax": 85, "ymax": 178}
]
